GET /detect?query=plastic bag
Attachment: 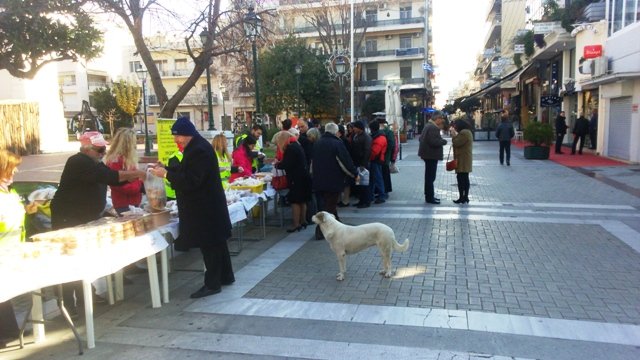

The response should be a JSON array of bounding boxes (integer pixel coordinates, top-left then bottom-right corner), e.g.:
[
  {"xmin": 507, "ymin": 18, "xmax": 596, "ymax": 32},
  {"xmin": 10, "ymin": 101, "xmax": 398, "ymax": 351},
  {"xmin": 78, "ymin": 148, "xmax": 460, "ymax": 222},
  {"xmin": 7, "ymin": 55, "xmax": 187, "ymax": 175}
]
[
  {"xmin": 144, "ymin": 170, "xmax": 167, "ymax": 212},
  {"xmin": 356, "ymin": 167, "xmax": 369, "ymax": 186}
]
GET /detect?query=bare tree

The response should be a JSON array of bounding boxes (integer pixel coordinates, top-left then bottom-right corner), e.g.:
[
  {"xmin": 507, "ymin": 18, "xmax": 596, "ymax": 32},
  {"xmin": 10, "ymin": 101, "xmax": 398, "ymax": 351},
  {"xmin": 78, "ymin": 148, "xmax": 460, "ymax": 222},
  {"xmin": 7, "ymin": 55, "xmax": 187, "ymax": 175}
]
[{"xmin": 92, "ymin": 0, "xmax": 272, "ymax": 118}]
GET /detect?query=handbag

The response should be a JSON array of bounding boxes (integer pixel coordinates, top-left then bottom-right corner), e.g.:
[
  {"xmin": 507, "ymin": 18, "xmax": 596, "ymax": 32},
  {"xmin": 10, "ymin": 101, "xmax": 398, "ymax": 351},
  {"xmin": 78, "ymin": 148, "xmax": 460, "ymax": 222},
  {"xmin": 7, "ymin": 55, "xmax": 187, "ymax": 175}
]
[
  {"xmin": 445, "ymin": 148, "xmax": 457, "ymax": 172},
  {"xmin": 271, "ymin": 168, "xmax": 288, "ymax": 190}
]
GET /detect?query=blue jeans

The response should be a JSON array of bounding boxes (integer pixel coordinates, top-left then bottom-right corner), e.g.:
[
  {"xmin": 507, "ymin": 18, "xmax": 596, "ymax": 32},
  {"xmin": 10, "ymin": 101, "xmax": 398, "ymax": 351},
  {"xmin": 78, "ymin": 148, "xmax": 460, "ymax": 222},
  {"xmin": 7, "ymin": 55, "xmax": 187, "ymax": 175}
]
[{"xmin": 369, "ymin": 161, "xmax": 386, "ymax": 202}]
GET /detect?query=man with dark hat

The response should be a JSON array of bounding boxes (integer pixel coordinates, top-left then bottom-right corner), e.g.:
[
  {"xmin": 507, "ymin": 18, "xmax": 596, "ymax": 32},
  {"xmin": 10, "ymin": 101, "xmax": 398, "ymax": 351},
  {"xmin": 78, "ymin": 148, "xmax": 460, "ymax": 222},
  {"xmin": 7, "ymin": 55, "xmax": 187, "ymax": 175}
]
[{"xmin": 150, "ymin": 117, "xmax": 234, "ymax": 298}]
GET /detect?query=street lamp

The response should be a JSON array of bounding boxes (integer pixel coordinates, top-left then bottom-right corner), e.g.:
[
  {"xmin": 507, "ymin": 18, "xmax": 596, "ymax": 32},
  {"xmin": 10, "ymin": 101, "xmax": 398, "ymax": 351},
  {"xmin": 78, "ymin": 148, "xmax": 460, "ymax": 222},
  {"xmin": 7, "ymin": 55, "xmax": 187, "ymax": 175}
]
[
  {"xmin": 334, "ymin": 56, "xmax": 347, "ymax": 120},
  {"xmin": 199, "ymin": 28, "xmax": 215, "ymax": 131},
  {"xmin": 219, "ymin": 84, "xmax": 227, "ymax": 130},
  {"xmin": 295, "ymin": 64, "xmax": 302, "ymax": 118},
  {"xmin": 244, "ymin": 6, "xmax": 263, "ymax": 124},
  {"xmin": 134, "ymin": 66, "xmax": 151, "ymax": 156}
]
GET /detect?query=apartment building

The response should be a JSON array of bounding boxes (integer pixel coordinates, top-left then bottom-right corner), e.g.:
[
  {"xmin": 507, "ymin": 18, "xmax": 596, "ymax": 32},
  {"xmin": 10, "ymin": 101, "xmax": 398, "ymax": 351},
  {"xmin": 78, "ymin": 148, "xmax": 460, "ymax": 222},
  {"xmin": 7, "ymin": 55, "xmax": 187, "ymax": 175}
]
[
  {"xmin": 278, "ymin": 0, "xmax": 434, "ymax": 127},
  {"xmin": 58, "ymin": 61, "xmax": 110, "ymax": 119},
  {"xmin": 123, "ymin": 34, "xmax": 231, "ymax": 132}
]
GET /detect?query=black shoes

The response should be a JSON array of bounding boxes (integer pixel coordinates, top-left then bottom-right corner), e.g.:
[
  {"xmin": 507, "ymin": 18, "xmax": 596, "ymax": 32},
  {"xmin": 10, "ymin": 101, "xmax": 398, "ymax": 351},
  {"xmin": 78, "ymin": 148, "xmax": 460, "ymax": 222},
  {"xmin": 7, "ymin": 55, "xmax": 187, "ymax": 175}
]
[
  {"xmin": 337, "ymin": 202, "xmax": 350, "ymax": 207},
  {"xmin": 374, "ymin": 198, "xmax": 386, "ymax": 204},
  {"xmin": 190, "ymin": 286, "xmax": 221, "ymax": 299},
  {"xmin": 453, "ymin": 198, "xmax": 469, "ymax": 204},
  {"xmin": 286, "ymin": 226, "xmax": 302, "ymax": 233},
  {"xmin": 356, "ymin": 203, "xmax": 370, "ymax": 208},
  {"xmin": 425, "ymin": 199, "xmax": 440, "ymax": 204}
]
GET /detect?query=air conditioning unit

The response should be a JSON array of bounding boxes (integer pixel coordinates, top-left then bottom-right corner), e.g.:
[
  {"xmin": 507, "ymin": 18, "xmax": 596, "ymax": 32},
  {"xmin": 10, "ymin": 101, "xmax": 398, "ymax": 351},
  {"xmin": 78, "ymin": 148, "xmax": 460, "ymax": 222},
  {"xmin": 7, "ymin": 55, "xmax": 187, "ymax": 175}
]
[
  {"xmin": 385, "ymin": 34, "xmax": 393, "ymax": 40},
  {"xmin": 379, "ymin": 2, "xmax": 387, "ymax": 10},
  {"xmin": 593, "ymin": 56, "xmax": 608, "ymax": 76},
  {"xmin": 413, "ymin": 32, "xmax": 421, "ymax": 38}
]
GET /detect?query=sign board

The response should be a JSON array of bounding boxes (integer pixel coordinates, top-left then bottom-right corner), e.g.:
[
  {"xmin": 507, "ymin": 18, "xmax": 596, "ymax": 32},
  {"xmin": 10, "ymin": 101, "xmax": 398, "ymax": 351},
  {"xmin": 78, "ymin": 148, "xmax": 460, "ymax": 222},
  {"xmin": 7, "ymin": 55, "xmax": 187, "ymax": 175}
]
[
  {"xmin": 534, "ymin": 22, "xmax": 561, "ymax": 35},
  {"xmin": 583, "ymin": 45, "xmax": 603, "ymax": 59},
  {"xmin": 514, "ymin": 44, "xmax": 525, "ymax": 54},
  {"xmin": 540, "ymin": 95, "xmax": 562, "ymax": 107},
  {"xmin": 422, "ymin": 62, "xmax": 433, "ymax": 72},
  {"xmin": 156, "ymin": 118, "xmax": 178, "ymax": 166}
]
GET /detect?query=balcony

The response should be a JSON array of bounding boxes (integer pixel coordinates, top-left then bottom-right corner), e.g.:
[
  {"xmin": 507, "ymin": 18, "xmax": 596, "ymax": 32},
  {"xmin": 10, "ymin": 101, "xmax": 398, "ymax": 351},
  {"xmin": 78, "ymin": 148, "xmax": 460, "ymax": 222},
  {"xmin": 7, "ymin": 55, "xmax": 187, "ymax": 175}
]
[
  {"xmin": 356, "ymin": 47, "xmax": 425, "ymax": 59},
  {"xmin": 293, "ymin": 17, "xmax": 424, "ymax": 34},
  {"xmin": 160, "ymin": 68, "xmax": 193, "ymax": 77},
  {"xmin": 357, "ymin": 77, "xmax": 424, "ymax": 87},
  {"xmin": 147, "ymin": 94, "xmax": 218, "ymax": 106},
  {"xmin": 88, "ymin": 81, "xmax": 108, "ymax": 91}
]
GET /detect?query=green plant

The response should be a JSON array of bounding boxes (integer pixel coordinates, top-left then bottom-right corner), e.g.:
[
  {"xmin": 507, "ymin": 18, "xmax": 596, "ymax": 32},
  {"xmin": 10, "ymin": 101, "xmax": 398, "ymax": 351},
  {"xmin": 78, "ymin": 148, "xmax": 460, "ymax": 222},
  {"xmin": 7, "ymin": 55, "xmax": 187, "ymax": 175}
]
[{"xmin": 523, "ymin": 121, "xmax": 554, "ymax": 146}]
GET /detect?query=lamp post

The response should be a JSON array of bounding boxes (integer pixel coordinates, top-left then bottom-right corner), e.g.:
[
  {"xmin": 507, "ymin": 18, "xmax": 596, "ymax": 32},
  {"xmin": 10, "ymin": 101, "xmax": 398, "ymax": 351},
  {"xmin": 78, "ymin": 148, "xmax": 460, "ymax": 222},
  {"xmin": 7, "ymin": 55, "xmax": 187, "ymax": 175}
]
[
  {"xmin": 219, "ymin": 84, "xmax": 227, "ymax": 130},
  {"xmin": 244, "ymin": 6, "xmax": 263, "ymax": 124},
  {"xmin": 134, "ymin": 66, "xmax": 151, "ymax": 156},
  {"xmin": 295, "ymin": 64, "xmax": 302, "ymax": 118},
  {"xmin": 199, "ymin": 28, "xmax": 215, "ymax": 131},
  {"xmin": 334, "ymin": 56, "xmax": 347, "ymax": 120}
]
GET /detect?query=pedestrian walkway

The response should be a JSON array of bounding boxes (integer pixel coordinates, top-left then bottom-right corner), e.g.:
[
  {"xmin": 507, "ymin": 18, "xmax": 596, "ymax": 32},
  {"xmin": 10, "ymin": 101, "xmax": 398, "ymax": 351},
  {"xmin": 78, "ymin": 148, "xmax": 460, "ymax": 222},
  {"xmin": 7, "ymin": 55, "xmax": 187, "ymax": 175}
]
[{"xmin": 6, "ymin": 137, "xmax": 640, "ymax": 360}]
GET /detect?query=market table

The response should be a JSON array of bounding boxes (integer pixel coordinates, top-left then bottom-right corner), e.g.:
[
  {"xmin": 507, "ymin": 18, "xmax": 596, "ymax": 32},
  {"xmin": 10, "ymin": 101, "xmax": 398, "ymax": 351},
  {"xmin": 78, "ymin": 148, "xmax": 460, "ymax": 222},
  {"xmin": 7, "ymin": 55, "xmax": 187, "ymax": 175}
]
[{"xmin": 0, "ymin": 224, "xmax": 173, "ymax": 349}]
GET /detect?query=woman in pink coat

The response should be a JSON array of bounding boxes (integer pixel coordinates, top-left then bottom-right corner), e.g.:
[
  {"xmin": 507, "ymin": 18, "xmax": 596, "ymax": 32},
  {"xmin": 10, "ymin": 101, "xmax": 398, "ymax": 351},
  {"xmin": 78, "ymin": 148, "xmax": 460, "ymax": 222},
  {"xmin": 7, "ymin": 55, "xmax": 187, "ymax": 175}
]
[{"xmin": 229, "ymin": 135, "xmax": 256, "ymax": 183}]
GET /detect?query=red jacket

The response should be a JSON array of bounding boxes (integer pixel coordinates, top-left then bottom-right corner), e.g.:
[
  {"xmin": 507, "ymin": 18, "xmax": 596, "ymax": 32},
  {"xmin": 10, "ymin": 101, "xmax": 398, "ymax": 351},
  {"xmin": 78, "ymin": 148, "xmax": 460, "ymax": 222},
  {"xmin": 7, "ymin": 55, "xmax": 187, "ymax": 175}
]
[
  {"xmin": 370, "ymin": 132, "xmax": 387, "ymax": 164},
  {"xmin": 106, "ymin": 157, "xmax": 143, "ymax": 209},
  {"xmin": 229, "ymin": 145, "xmax": 253, "ymax": 182}
]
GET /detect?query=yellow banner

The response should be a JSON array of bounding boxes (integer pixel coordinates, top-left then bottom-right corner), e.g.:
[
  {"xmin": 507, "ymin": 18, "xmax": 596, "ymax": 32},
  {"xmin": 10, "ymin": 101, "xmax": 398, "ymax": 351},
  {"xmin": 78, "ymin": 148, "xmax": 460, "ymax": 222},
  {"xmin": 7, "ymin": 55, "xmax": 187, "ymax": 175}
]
[{"xmin": 156, "ymin": 118, "xmax": 178, "ymax": 165}]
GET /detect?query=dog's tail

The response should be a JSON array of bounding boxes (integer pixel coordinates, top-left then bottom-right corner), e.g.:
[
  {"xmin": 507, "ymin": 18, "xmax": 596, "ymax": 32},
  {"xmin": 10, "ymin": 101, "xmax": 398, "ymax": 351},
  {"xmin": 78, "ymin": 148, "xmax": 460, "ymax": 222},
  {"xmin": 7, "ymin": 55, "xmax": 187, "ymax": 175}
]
[{"xmin": 393, "ymin": 238, "xmax": 410, "ymax": 252}]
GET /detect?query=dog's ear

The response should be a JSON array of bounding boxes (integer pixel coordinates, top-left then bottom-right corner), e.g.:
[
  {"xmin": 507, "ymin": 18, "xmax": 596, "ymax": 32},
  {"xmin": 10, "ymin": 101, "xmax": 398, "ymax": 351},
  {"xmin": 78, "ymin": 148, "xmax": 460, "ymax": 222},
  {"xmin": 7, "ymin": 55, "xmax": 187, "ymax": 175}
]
[{"xmin": 316, "ymin": 212, "xmax": 325, "ymax": 223}]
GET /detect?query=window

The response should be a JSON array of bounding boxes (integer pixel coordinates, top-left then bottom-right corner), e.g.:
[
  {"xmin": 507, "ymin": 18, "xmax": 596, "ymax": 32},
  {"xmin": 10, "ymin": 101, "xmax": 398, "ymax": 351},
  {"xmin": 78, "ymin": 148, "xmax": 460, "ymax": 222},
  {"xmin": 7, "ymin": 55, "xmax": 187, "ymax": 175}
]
[
  {"xmin": 154, "ymin": 60, "xmax": 168, "ymax": 72},
  {"xmin": 365, "ymin": 38, "xmax": 377, "ymax": 53},
  {"xmin": 175, "ymin": 59, "xmax": 187, "ymax": 70},
  {"xmin": 365, "ymin": 64, "xmax": 378, "ymax": 81},
  {"xmin": 129, "ymin": 61, "xmax": 141, "ymax": 73},
  {"xmin": 60, "ymin": 74, "xmax": 76, "ymax": 86},
  {"xmin": 399, "ymin": 35, "xmax": 412, "ymax": 49},
  {"xmin": 365, "ymin": 9, "xmax": 377, "ymax": 24},
  {"xmin": 400, "ymin": 61, "xmax": 412, "ymax": 79},
  {"xmin": 177, "ymin": 112, "xmax": 190, "ymax": 120},
  {"xmin": 610, "ymin": 0, "xmax": 639, "ymax": 34},
  {"xmin": 400, "ymin": 4, "xmax": 412, "ymax": 19}
]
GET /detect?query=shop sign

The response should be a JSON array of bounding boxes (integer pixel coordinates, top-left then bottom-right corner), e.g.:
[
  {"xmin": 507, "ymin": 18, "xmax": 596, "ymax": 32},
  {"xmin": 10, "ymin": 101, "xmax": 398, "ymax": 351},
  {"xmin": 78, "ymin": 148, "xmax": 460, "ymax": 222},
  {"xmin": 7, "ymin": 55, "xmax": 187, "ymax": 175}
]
[
  {"xmin": 540, "ymin": 95, "xmax": 562, "ymax": 107},
  {"xmin": 534, "ymin": 22, "xmax": 561, "ymax": 35},
  {"xmin": 583, "ymin": 45, "xmax": 603, "ymax": 59}
]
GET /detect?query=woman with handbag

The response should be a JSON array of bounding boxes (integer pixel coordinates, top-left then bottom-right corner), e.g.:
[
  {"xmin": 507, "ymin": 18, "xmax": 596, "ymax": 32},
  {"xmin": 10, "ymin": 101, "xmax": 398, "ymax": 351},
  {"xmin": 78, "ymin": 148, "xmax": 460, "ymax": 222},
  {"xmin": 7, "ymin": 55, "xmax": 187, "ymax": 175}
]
[
  {"xmin": 273, "ymin": 131, "xmax": 312, "ymax": 233},
  {"xmin": 450, "ymin": 120, "xmax": 473, "ymax": 204}
]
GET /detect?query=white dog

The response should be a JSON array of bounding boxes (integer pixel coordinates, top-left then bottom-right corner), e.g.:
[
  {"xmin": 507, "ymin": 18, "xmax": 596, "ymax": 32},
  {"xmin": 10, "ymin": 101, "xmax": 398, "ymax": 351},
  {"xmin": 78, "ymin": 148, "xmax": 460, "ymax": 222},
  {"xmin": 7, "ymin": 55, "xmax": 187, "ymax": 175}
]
[{"xmin": 311, "ymin": 211, "xmax": 410, "ymax": 281}]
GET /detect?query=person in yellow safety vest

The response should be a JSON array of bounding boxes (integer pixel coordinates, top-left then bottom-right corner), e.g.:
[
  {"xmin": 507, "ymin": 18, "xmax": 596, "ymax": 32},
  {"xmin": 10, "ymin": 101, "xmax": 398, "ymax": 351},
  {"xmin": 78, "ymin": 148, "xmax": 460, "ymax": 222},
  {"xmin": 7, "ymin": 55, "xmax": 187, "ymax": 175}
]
[
  {"xmin": 212, "ymin": 134, "xmax": 243, "ymax": 190},
  {"xmin": 164, "ymin": 144, "xmax": 184, "ymax": 200},
  {"xmin": 235, "ymin": 124, "xmax": 265, "ymax": 172},
  {"xmin": 0, "ymin": 149, "xmax": 26, "ymax": 347}
]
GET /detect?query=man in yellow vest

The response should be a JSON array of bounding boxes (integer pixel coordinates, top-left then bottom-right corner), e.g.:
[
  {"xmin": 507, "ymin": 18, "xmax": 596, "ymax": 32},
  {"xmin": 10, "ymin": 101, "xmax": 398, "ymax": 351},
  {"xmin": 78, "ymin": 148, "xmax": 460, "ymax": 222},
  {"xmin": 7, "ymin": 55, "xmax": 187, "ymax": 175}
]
[{"xmin": 235, "ymin": 125, "xmax": 264, "ymax": 172}]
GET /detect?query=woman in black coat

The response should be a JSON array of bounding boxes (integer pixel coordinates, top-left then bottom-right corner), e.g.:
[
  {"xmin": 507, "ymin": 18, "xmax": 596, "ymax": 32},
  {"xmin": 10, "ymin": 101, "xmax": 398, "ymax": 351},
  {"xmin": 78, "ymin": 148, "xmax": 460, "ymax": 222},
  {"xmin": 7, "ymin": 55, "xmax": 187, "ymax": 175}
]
[
  {"xmin": 150, "ymin": 118, "xmax": 234, "ymax": 299},
  {"xmin": 273, "ymin": 131, "xmax": 312, "ymax": 232}
]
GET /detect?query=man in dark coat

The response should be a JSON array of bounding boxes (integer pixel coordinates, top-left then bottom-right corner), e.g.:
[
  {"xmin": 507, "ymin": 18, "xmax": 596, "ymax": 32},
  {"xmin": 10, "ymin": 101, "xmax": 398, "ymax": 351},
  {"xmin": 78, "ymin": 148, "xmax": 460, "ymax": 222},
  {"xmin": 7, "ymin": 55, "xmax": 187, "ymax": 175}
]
[
  {"xmin": 572, "ymin": 113, "xmax": 590, "ymax": 155},
  {"xmin": 150, "ymin": 117, "xmax": 234, "ymax": 299},
  {"xmin": 418, "ymin": 111, "xmax": 447, "ymax": 204},
  {"xmin": 378, "ymin": 118, "xmax": 396, "ymax": 194},
  {"xmin": 311, "ymin": 122, "xmax": 358, "ymax": 240},
  {"xmin": 350, "ymin": 120, "xmax": 372, "ymax": 208},
  {"xmin": 554, "ymin": 111, "xmax": 568, "ymax": 154}
]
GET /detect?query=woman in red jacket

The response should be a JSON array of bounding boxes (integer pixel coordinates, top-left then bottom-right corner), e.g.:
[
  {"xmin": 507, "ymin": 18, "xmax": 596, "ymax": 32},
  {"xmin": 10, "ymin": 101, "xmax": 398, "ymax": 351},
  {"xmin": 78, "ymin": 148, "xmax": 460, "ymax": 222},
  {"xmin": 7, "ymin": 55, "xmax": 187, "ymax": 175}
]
[
  {"xmin": 229, "ymin": 135, "xmax": 257, "ymax": 183},
  {"xmin": 104, "ymin": 128, "xmax": 143, "ymax": 214}
]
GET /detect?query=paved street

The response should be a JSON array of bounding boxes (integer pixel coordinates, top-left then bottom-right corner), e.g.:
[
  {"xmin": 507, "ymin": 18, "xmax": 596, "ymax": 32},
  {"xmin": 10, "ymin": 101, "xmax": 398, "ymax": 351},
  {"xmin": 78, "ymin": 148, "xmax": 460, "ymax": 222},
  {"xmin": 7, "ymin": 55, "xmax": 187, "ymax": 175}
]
[{"xmin": 5, "ymin": 137, "xmax": 640, "ymax": 359}]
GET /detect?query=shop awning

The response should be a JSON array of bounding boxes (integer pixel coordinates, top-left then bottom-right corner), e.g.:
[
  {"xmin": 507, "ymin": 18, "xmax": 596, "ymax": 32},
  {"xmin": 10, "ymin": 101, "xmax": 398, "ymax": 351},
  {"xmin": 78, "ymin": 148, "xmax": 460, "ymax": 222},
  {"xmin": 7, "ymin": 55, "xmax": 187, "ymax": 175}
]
[{"xmin": 456, "ymin": 63, "xmax": 534, "ymax": 102}]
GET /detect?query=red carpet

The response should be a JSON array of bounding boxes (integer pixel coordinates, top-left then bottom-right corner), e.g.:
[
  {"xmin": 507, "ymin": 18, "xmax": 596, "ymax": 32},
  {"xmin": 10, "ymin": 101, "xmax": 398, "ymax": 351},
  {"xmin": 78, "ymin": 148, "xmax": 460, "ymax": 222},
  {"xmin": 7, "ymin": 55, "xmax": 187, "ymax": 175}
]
[{"xmin": 511, "ymin": 140, "xmax": 627, "ymax": 167}]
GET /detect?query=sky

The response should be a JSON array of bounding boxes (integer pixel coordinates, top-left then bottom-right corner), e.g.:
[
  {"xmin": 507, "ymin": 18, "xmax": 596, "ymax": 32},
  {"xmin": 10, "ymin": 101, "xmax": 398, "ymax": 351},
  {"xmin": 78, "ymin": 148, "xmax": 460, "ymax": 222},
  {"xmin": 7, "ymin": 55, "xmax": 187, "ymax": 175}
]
[{"xmin": 432, "ymin": 0, "xmax": 489, "ymax": 107}]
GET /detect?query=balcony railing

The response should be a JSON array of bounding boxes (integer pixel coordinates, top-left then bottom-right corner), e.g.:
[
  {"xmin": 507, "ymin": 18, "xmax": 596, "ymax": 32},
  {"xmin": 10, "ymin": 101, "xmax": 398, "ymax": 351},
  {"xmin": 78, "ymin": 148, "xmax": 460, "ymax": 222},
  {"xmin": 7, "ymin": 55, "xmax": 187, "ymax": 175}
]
[
  {"xmin": 357, "ymin": 78, "xmax": 424, "ymax": 87},
  {"xmin": 160, "ymin": 69, "xmax": 193, "ymax": 77},
  {"xmin": 293, "ymin": 16, "xmax": 423, "ymax": 34},
  {"xmin": 147, "ymin": 94, "xmax": 218, "ymax": 106},
  {"xmin": 356, "ymin": 47, "xmax": 424, "ymax": 58}
]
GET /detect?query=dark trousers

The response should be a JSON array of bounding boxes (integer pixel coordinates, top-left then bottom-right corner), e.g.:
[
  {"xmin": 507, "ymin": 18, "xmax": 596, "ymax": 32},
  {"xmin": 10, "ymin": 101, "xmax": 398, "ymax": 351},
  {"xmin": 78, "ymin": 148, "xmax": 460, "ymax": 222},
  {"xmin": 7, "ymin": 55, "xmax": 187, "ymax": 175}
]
[
  {"xmin": 572, "ymin": 134, "xmax": 586, "ymax": 154},
  {"xmin": 382, "ymin": 163, "xmax": 392, "ymax": 193},
  {"xmin": 369, "ymin": 162, "xmax": 386, "ymax": 202},
  {"xmin": 314, "ymin": 191, "xmax": 340, "ymax": 239},
  {"xmin": 423, "ymin": 159, "xmax": 438, "ymax": 201},
  {"xmin": 200, "ymin": 241, "xmax": 235, "ymax": 290},
  {"xmin": 555, "ymin": 134, "xmax": 565, "ymax": 153},
  {"xmin": 589, "ymin": 130, "xmax": 597, "ymax": 149},
  {"xmin": 0, "ymin": 300, "xmax": 19, "ymax": 341},
  {"xmin": 456, "ymin": 172, "xmax": 470, "ymax": 199},
  {"xmin": 499, "ymin": 141, "xmax": 511, "ymax": 164}
]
